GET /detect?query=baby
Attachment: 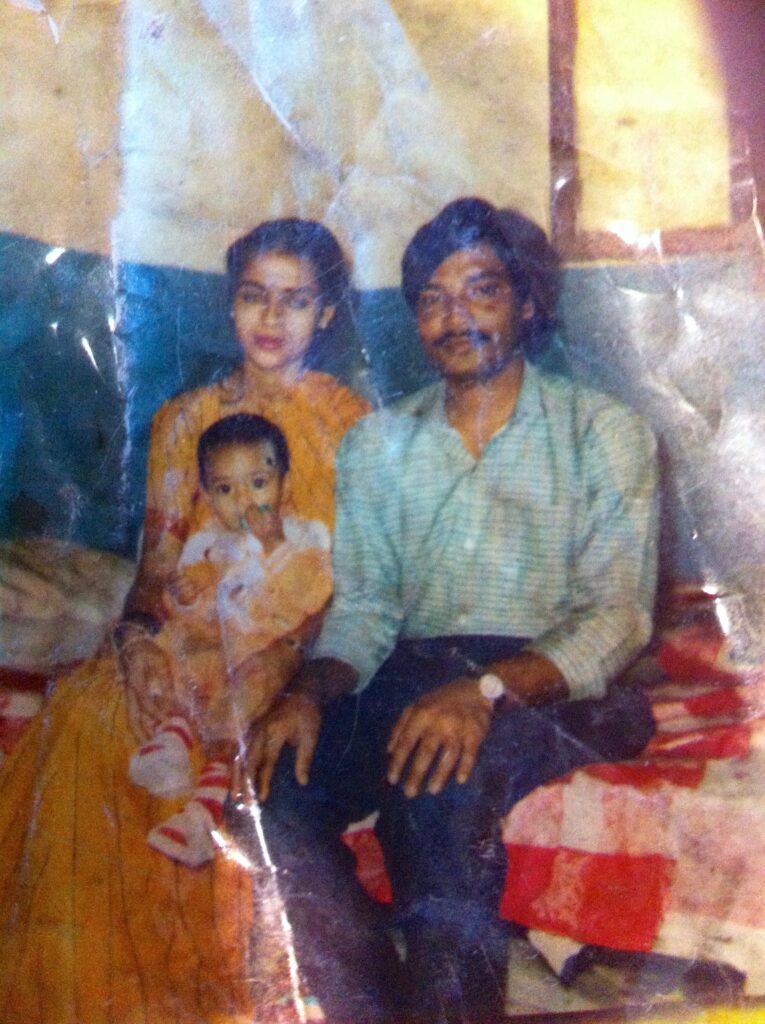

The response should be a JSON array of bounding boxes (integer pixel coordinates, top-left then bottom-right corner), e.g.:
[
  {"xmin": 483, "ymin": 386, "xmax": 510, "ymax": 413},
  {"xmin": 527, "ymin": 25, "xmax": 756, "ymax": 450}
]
[{"xmin": 128, "ymin": 413, "xmax": 332, "ymax": 867}]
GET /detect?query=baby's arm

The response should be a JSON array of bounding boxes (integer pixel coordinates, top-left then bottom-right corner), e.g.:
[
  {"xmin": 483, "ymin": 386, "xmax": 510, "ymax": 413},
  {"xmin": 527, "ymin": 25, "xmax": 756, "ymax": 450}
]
[
  {"xmin": 166, "ymin": 560, "xmax": 219, "ymax": 606},
  {"xmin": 244, "ymin": 505, "xmax": 285, "ymax": 556}
]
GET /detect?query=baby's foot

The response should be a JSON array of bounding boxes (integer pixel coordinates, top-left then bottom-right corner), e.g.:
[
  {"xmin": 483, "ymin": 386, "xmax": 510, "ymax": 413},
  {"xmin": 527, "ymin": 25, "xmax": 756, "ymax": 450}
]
[
  {"xmin": 148, "ymin": 800, "xmax": 216, "ymax": 868},
  {"xmin": 129, "ymin": 716, "xmax": 194, "ymax": 797}
]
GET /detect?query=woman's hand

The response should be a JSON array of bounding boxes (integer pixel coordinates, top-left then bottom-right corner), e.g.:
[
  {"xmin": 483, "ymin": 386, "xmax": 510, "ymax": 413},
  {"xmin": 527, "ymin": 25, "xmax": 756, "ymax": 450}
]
[{"xmin": 116, "ymin": 628, "xmax": 175, "ymax": 742}]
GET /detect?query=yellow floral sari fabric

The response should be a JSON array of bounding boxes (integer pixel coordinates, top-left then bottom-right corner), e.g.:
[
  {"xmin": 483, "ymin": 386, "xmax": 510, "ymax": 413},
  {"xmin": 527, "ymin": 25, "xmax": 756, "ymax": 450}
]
[{"xmin": 0, "ymin": 370, "xmax": 368, "ymax": 1023}]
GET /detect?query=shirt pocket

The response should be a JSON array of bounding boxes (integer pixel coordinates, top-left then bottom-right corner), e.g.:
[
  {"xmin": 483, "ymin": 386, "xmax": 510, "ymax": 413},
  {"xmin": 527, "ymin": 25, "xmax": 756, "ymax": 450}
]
[{"xmin": 486, "ymin": 497, "xmax": 572, "ymax": 609}]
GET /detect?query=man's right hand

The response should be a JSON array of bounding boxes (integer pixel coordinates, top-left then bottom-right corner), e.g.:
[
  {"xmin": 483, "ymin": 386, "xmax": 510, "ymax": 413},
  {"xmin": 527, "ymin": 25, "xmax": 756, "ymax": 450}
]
[
  {"xmin": 247, "ymin": 693, "xmax": 322, "ymax": 801},
  {"xmin": 247, "ymin": 656, "xmax": 359, "ymax": 801}
]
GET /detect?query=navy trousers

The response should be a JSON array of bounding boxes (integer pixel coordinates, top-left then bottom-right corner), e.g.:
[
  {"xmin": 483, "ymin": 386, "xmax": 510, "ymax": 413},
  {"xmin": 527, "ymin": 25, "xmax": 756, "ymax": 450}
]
[{"xmin": 255, "ymin": 637, "xmax": 655, "ymax": 1023}]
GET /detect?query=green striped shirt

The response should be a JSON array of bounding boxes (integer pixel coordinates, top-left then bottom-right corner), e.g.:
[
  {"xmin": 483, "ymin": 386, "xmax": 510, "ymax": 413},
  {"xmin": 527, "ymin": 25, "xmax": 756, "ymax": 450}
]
[{"xmin": 315, "ymin": 362, "xmax": 659, "ymax": 699}]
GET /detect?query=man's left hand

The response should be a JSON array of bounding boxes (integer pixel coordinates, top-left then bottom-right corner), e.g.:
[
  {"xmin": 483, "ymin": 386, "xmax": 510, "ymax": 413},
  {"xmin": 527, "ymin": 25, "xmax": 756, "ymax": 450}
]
[{"xmin": 386, "ymin": 677, "xmax": 494, "ymax": 798}]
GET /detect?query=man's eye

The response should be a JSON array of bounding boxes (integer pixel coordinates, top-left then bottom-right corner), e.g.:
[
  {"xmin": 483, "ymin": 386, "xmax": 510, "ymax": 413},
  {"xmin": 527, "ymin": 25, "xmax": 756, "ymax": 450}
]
[{"xmin": 417, "ymin": 293, "xmax": 442, "ymax": 313}]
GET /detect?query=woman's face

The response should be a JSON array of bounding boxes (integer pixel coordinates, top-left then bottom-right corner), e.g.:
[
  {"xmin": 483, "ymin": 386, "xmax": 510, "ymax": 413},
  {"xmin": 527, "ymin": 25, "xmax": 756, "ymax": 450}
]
[{"xmin": 231, "ymin": 251, "xmax": 335, "ymax": 378}]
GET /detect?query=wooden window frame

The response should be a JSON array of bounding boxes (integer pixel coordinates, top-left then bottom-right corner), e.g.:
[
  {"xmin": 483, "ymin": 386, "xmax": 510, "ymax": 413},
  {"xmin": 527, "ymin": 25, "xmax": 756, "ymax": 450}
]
[{"xmin": 547, "ymin": 0, "xmax": 760, "ymax": 261}]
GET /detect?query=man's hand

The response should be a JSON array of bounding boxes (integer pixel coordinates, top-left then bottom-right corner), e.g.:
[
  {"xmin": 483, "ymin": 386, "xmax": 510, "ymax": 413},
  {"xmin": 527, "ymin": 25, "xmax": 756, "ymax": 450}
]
[
  {"xmin": 246, "ymin": 656, "xmax": 358, "ymax": 801},
  {"xmin": 232, "ymin": 639, "xmax": 302, "ymax": 724},
  {"xmin": 247, "ymin": 693, "xmax": 322, "ymax": 801},
  {"xmin": 387, "ymin": 677, "xmax": 494, "ymax": 798}
]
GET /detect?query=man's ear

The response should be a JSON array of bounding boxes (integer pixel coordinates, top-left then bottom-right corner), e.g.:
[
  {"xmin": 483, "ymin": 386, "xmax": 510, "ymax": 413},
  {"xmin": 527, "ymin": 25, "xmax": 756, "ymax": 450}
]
[{"xmin": 318, "ymin": 304, "xmax": 336, "ymax": 330}]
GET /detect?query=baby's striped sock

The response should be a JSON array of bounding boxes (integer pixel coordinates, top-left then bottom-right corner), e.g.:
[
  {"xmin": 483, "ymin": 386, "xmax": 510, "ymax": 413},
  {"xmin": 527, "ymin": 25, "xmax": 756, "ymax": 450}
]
[
  {"xmin": 147, "ymin": 759, "xmax": 231, "ymax": 868},
  {"xmin": 129, "ymin": 716, "xmax": 194, "ymax": 797}
]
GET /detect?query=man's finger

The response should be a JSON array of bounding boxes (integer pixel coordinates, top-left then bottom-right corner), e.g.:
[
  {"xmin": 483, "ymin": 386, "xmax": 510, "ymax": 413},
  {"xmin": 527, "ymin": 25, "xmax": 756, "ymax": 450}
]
[
  {"xmin": 387, "ymin": 706, "xmax": 412, "ymax": 754},
  {"xmin": 455, "ymin": 732, "xmax": 482, "ymax": 785},
  {"xmin": 401, "ymin": 735, "xmax": 444, "ymax": 798},
  {"xmin": 294, "ymin": 726, "xmax": 318, "ymax": 786},
  {"xmin": 426, "ymin": 743, "xmax": 461, "ymax": 795},
  {"xmin": 255, "ymin": 733, "xmax": 285, "ymax": 802},
  {"xmin": 387, "ymin": 717, "xmax": 421, "ymax": 785},
  {"xmin": 247, "ymin": 728, "xmax": 265, "ymax": 772}
]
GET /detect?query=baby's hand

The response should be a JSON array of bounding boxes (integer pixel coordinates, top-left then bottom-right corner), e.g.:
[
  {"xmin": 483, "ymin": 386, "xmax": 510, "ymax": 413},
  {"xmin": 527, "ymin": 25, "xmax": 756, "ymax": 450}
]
[
  {"xmin": 245, "ymin": 505, "xmax": 285, "ymax": 554},
  {"xmin": 165, "ymin": 572, "xmax": 200, "ymax": 607}
]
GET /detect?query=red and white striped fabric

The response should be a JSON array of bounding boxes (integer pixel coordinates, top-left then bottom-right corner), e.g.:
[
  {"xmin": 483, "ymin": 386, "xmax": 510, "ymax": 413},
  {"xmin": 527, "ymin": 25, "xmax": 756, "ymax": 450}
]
[{"xmin": 500, "ymin": 624, "xmax": 765, "ymax": 995}]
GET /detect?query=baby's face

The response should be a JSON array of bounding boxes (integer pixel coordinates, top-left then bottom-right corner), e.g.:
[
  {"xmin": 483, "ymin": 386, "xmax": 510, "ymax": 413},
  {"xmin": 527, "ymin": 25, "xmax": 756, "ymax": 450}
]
[{"xmin": 203, "ymin": 441, "xmax": 283, "ymax": 532}]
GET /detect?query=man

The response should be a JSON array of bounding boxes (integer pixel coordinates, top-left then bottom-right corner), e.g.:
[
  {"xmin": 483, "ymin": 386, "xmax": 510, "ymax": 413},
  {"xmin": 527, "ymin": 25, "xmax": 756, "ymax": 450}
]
[{"xmin": 247, "ymin": 198, "xmax": 659, "ymax": 1023}]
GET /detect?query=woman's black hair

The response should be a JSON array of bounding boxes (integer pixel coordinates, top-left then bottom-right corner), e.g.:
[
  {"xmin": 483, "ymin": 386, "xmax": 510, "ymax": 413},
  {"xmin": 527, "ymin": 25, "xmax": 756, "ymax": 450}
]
[
  {"xmin": 401, "ymin": 197, "xmax": 562, "ymax": 357},
  {"xmin": 197, "ymin": 413, "xmax": 290, "ymax": 487},
  {"xmin": 225, "ymin": 218, "xmax": 354, "ymax": 367}
]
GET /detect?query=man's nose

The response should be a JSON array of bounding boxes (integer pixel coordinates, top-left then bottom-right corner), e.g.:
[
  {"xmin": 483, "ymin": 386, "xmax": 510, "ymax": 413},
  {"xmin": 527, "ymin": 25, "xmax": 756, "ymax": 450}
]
[{"xmin": 443, "ymin": 293, "xmax": 472, "ymax": 329}]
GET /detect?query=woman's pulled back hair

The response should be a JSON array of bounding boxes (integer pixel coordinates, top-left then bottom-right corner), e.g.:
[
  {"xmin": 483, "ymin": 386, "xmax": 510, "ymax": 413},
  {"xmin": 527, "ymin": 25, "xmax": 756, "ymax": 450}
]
[
  {"xmin": 226, "ymin": 218, "xmax": 353, "ymax": 366},
  {"xmin": 401, "ymin": 197, "xmax": 562, "ymax": 357},
  {"xmin": 197, "ymin": 413, "xmax": 290, "ymax": 488}
]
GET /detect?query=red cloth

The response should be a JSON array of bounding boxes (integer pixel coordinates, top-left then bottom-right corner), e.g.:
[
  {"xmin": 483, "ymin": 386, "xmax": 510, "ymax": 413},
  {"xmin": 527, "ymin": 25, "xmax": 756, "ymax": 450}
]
[{"xmin": 499, "ymin": 624, "xmax": 765, "ymax": 993}]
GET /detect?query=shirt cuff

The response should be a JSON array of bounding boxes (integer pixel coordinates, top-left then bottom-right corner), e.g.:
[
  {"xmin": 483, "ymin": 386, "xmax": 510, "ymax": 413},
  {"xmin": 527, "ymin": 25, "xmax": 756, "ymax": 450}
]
[{"xmin": 313, "ymin": 607, "xmax": 397, "ymax": 693}]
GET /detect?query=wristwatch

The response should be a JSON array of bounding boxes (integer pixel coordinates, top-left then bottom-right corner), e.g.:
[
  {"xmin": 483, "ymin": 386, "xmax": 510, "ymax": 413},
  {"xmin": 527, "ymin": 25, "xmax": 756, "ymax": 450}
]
[{"xmin": 477, "ymin": 672, "xmax": 506, "ymax": 705}]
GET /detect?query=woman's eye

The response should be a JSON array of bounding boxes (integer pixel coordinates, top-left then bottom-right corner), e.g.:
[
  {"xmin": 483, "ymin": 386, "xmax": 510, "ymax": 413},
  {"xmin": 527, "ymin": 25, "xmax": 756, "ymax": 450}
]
[
  {"xmin": 286, "ymin": 294, "xmax": 312, "ymax": 311},
  {"xmin": 237, "ymin": 288, "xmax": 266, "ymax": 305},
  {"xmin": 471, "ymin": 283, "xmax": 500, "ymax": 298}
]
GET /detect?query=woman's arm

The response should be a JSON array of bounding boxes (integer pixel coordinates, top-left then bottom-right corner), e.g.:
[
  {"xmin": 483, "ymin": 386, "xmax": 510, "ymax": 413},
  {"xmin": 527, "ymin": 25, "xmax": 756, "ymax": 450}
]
[{"xmin": 120, "ymin": 395, "xmax": 203, "ymax": 624}]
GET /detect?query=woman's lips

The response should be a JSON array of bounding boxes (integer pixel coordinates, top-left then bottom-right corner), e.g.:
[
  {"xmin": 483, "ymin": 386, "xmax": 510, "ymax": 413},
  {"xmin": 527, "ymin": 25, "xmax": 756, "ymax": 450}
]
[{"xmin": 252, "ymin": 334, "xmax": 283, "ymax": 351}]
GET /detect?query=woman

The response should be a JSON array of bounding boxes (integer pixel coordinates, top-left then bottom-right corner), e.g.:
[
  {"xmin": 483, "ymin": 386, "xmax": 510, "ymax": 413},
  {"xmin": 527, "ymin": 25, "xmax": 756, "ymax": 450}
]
[{"xmin": 0, "ymin": 219, "xmax": 369, "ymax": 1023}]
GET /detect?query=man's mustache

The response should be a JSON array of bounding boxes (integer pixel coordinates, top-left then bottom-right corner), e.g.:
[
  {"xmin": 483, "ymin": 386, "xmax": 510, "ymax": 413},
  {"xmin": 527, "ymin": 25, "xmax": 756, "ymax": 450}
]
[{"xmin": 433, "ymin": 330, "xmax": 493, "ymax": 349}]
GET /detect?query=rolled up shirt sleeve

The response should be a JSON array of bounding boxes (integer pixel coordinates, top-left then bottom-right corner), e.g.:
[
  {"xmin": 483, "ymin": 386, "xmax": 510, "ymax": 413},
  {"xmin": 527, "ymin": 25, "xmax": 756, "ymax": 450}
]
[
  {"xmin": 314, "ymin": 421, "xmax": 405, "ymax": 689},
  {"xmin": 528, "ymin": 405, "xmax": 659, "ymax": 699}
]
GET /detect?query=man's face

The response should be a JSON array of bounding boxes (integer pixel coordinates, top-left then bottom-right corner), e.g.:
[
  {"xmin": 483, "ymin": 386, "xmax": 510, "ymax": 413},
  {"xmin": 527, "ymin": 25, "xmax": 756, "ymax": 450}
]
[{"xmin": 415, "ymin": 243, "xmax": 532, "ymax": 384}]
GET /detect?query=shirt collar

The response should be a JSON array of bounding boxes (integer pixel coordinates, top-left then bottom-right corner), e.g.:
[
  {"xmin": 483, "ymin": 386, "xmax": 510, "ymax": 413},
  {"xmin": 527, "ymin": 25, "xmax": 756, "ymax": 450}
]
[{"xmin": 418, "ymin": 359, "xmax": 544, "ymax": 433}]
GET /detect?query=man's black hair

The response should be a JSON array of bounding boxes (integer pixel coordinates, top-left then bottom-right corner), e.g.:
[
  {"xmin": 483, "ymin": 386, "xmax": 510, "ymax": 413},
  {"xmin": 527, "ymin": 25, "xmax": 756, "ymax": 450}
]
[
  {"xmin": 401, "ymin": 197, "xmax": 562, "ymax": 356},
  {"xmin": 197, "ymin": 413, "xmax": 290, "ymax": 487}
]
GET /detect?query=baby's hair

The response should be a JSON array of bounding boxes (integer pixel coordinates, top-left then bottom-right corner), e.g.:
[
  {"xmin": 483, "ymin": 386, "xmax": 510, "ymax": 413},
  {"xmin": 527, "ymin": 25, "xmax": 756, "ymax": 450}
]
[{"xmin": 197, "ymin": 414, "xmax": 290, "ymax": 488}]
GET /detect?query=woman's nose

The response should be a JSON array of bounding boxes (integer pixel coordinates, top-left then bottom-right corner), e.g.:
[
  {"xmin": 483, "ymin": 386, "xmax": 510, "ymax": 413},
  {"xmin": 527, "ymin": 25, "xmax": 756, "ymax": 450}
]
[{"xmin": 263, "ymin": 294, "xmax": 283, "ymax": 325}]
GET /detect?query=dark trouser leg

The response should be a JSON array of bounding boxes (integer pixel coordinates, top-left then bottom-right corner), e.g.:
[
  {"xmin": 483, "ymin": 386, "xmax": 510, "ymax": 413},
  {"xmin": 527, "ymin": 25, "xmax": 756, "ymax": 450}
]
[
  {"xmin": 372, "ymin": 637, "xmax": 655, "ymax": 1022},
  {"xmin": 254, "ymin": 635, "xmax": 654, "ymax": 1023},
  {"xmin": 255, "ymin": 686, "xmax": 411, "ymax": 1023}
]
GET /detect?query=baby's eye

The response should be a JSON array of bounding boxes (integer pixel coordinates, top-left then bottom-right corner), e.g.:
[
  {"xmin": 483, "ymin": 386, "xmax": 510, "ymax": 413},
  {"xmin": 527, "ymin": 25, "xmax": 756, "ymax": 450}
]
[
  {"xmin": 252, "ymin": 477, "xmax": 266, "ymax": 489},
  {"xmin": 216, "ymin": 483, "xmax": 231, "ymax": 495}
]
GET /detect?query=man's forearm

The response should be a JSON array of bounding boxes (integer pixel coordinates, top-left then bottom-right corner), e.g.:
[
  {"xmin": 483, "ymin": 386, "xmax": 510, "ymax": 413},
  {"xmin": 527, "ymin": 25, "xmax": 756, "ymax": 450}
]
[
  {"xmin": 485, "ymin": 650, "xmax": 569, "ymax": 706},
  {"xmin": 288, "ymin": 656, "xmax": 360, "ymax": 707}
]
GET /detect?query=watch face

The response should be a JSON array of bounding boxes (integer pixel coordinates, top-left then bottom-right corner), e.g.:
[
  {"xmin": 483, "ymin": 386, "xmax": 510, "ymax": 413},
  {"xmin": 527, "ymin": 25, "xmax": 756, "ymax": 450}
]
[{"xmin": 478, "ymin": 673, "xmax": 505, "ymax": 702}]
